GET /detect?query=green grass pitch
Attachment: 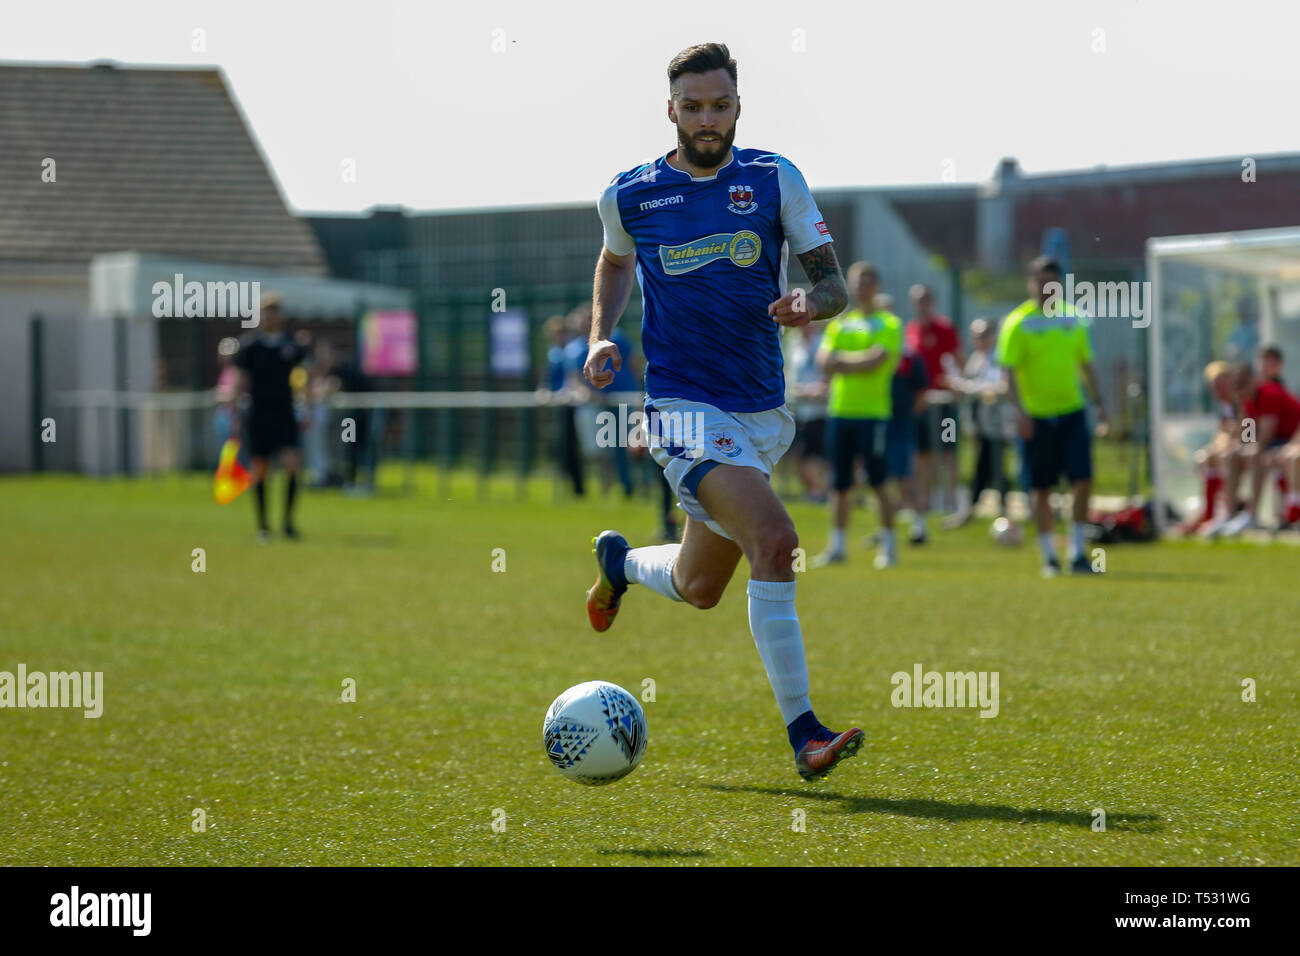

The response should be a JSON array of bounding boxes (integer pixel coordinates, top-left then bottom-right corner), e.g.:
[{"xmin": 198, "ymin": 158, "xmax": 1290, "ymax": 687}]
[{"xmin": 1, "ymin": 469, "xmax": 1296, "ymax": 866}]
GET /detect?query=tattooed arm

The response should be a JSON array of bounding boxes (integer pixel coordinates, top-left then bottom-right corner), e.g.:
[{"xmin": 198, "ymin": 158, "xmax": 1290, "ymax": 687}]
[{"xmin": 768, "ymin": 242, "xmax": 847, "ymax": 327}]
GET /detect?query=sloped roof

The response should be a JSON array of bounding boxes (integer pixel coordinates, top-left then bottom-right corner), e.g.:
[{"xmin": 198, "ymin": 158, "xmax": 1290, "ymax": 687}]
[{"xmin": 0, "ymin": 62, "xmax": 326, "ymax": 273}]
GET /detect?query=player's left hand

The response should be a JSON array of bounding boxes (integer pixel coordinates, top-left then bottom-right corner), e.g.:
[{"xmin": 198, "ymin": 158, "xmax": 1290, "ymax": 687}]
[
  {"xmin": 768, "ymin": 291, "xmax": 812, "ymax": 327},
  {"xmin": 1094, "ymin": 407, "xmax": 1110, "ymax": 439}
]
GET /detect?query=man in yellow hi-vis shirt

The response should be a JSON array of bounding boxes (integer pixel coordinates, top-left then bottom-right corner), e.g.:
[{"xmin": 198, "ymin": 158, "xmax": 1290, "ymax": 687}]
[
  {"xmin": 998, "ymin": 257, "xmax": 1109, "ymax": 577},
  {"xmin": 815, "ymin": 261, "xmax": 903, "ymax": 568}
]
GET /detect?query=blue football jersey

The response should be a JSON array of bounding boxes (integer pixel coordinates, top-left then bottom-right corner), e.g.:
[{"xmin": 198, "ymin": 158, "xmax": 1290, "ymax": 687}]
[{"xmin": 597, "ymin": 147, "xmax": 833, "ymax": 412}]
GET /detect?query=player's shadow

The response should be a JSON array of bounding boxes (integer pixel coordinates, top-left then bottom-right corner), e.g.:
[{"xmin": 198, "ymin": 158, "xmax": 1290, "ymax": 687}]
[
  {"xmin": 702, "ymin": 784, "xmax": 1162, "ymax": 832},
  {"xmin": 596, "ymin": 847, "xmax": 711, "ymax": 860},
  {"xmin": 1103, "ymin": 570, "xmax": 1226, "ymax": 582}
]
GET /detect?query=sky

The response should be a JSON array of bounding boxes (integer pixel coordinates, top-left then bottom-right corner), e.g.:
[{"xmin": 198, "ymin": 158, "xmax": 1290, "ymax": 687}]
[{"xmin": 3, "ymin": 0, "xmax": 1297, "ymax": 215}]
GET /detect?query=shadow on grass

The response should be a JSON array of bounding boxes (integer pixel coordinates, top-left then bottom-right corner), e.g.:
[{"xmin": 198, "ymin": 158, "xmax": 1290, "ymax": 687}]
[
  {"xmin": 337, "ymin": 534, "xmax": 402, "ymax": 548},
  {"xmin": 701, "ymin": 784, "xmax": 1162, "ymax": 832},
  {"xmin": 1103, "ymin": 570, "xmax": 1226, "ymax": 582},
  {"xmin": 596, "ymin": 847, "xmax": 711, "ymax": 860}
]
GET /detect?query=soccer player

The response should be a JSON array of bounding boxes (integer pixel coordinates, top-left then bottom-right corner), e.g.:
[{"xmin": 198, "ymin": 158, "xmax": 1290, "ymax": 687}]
[
  {"xmin": 233, "ymin": 293, "xmax": 309, "ymax": 540},
  {"xmin": 1217, "ymin": 347, "xmax": 1300, "ymax": 535},
  {"xmin": 997, "ymin": 257, "xmax": 1109, "ymax": 576},
  {"xmin": 581, "ymin": 42, "xmax": 863, "ymax": 781},
  {"xmin": 906, "ymin": 284, "xmax": 965, "ymax": 537},
  {"xmin": 814, "ymin": 261, "xmax": 903, "ymax": 568}
]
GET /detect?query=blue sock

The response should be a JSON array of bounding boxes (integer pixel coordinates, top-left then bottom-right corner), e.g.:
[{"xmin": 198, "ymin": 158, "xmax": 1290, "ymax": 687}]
[{"xmin": 786, "ymin": 710, "xmax": 829, "ymax": 752}]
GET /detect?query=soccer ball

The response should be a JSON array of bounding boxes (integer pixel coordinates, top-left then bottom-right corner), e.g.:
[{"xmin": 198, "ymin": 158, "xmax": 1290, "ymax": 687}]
[
  {"xmin": 543, "ymin": 680, "xmax": 647, "ymax": 785},
  {"xmin": 989, "ymin": 516, "xmax": 1023, "ymax": 546}
]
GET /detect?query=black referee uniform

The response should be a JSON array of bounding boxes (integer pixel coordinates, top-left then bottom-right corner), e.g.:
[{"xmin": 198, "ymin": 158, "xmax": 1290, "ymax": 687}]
[{"xmin": 236, "ymin": 331, "xmax": 306, "ymax": 535}]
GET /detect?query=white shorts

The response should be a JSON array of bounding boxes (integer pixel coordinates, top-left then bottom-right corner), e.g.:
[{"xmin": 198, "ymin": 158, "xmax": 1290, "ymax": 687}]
[{"xmin": 644, "ymin": 395, "xmax": 796, "ymax": 540}]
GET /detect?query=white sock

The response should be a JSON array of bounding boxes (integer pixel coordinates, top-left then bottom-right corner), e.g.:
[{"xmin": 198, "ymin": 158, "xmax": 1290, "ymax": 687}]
[
  {"xmin": 912, "ymin": 514, "xmax": 926, "ymax": 534},
  {"xmin": 1069, "ymin": 522, "xmax": 1086, "ymax": 560},
  {"xmin": 746, "ymin": 579, "xmax": 812, "ymax": 725},
  {"xmin": 1038, "ymin": 532, "xmax": 1055, "ymax": 563},
  {"xmin": 830, "ymin": 527, "xmax": 846, "ymax": 554},
  {"xmin": 880, "ymin": 528, "xmax": 895, "ymax": 556},
  {"xmin": 623, "ymin": 544, "xmax": 684, "ymax": 601}
]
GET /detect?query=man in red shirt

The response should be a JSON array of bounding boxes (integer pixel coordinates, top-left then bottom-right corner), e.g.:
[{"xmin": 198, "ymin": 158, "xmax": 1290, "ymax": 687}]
[
  {"xmin": 905, "ymin": 284, "xmax": 965, "ymax": 541},
  {"xmin": 1218, "ymin": 346, "xmax": 1300, "ymax": 535}
]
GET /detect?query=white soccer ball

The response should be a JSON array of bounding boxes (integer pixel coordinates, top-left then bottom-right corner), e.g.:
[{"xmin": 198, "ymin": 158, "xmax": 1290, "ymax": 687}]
[
  {"xmin": 989, "ymin": 516, "xmax": 1023, "ymax": 546},
  {"xmin": 543, "ymin": 680, "xmax": 648, "ymax": 785}
]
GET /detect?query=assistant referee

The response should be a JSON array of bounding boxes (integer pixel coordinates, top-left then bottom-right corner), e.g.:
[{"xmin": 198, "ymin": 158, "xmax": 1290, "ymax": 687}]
[{"xmin": 234, "ymin": 293, "xmax": 309, "ymax": 540}]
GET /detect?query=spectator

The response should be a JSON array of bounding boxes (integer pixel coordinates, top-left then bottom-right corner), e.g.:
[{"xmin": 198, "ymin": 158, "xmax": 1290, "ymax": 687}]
[
  {"xmin": 945, "ymin": 317, "xmax": 1012, "ymax": 527},
  {"xmin": 542, "ymin": 314, "xmax": 586, "ymax": 496},
  {"xmin": 603, "ymin": 325, "xmax": 638, "ymax": 497},
  {"xmin": 886, "ymin": 343, "xmax": 929, "ymax": 540},
  {"xmin": 787, "ymin": 321, "xmax": 829, "ymax": 502},
  {"xmin": 304, "ymin": 340, "xmax": 338, "ymax": 487},
  {"xmin": 906, "ymin": 283, "xmax": 966, "ymax": 532},
  {"xmin": 331, "ymin": 345, "xmax": 375, "ymax": 494},
  {"xmin": 214, "ymin": 336, "xmax": 241, "ymax": 456}
]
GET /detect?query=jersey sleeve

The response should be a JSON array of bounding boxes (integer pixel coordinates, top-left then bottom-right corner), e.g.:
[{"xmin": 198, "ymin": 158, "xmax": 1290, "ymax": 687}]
[
  {"xmin": 884, "ymin": 321, "xmax": 903, "ymax": 374},
  {"xmin": 1075, "ymin": 320, "xmax": 1094, "ymax": 364},
  {"xmin": 776, "ymin": 157, "xmax": 832, "ymax": 255},
  {"xmin": 1256, "ymin": 384, "xmax": 1281, "ymax": 418},
  {"xmin": 995, "ymin": 316, "xmax": 1020, "ymax": 367},
  {"xmin": 234, "ymin": 338, "xmax": 253, "ymax": 371},
  {"xmin": 821, "ymin": 319, "xmax": 842, "ymax": 352},
  {"xmin": 597, "ymin": 179, "xmax": 635, "ymax": 256}
]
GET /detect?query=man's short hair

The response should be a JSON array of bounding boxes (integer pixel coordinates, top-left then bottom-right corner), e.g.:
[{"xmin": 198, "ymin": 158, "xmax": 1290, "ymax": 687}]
[
  {"xmin": 668, "ymin": 43, "xmax": 737, "ymax": 92},
  {"xmin": 1204, "ymin": 359, "xmax": 1229, "ymax": 384},
  {"xmin": 1028, "ymin": 256, "xmax": 1062, "ymax": 277},
  {"xmin": 1259, "ymin": 343, "xmax": 1284, "ymax": 362},
  {"xmin": 970, "ymin": 317, "xmax": 992, "ymax": 338},
  {"xmin": 846, "ymin": 261, "xmax": 878, "ymax": 284}
]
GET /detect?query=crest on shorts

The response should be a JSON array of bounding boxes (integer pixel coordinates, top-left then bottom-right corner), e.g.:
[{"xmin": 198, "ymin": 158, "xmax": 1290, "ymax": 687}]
[
  {"xmin": 726, "ymin": 185, "xmax": 758, "ymax": 215},
  {"xmin": 710, "ymin": 430, "xmax": 743, "ymax": 459}
]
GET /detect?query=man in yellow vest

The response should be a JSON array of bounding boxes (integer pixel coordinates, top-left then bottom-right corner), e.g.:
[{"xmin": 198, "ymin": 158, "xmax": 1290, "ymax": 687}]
[
  {"xmin": 815, "ymin": 261, "xmax": 903, "ymax": 568},
  {"xmin": 997, "ymin": 257, "xmax": 1109, "ymax": 576}
]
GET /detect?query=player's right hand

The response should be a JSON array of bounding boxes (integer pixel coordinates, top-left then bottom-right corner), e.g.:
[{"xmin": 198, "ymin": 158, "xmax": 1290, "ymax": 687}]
[{"xmin": 583, "ymin": 339, "xmax": 622, "ymax": 389}]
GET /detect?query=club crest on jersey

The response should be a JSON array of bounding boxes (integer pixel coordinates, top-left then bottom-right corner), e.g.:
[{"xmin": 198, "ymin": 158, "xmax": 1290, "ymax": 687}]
[
  {"xmin": 710, "ymin": 430, "xmax": 743, "ymax": 458},
  {"xmin": 726, "ymin": 185, "xmax": 758, "ymax": 215}
]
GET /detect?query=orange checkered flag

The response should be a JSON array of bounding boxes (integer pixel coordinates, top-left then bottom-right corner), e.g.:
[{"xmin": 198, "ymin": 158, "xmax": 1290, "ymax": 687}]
[{"xmin": 213, "ymin": 439, "xmax": 251, "ymax": 504}]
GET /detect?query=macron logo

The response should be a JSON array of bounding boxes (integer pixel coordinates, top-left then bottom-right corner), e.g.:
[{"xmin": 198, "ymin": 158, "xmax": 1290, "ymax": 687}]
[{"xmin": 639, "ymin": 195, "xmax": 684, "ymax": 211}]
